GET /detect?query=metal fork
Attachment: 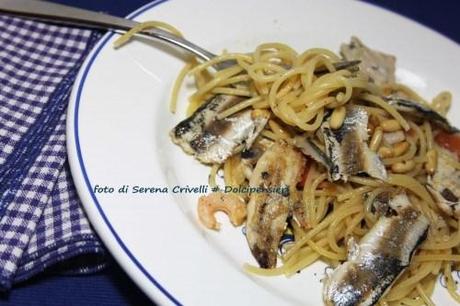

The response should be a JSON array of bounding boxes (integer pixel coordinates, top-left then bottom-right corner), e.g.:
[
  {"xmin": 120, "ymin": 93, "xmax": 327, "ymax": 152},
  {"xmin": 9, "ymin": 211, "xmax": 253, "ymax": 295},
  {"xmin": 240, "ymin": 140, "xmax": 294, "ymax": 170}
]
[
  {"xmin": 0, "ymin": 0, "xmax": 359, "ymax": 71},
  {"xmin": 0, "ymin": 0, "xmax": 233, "ymax": 66}
]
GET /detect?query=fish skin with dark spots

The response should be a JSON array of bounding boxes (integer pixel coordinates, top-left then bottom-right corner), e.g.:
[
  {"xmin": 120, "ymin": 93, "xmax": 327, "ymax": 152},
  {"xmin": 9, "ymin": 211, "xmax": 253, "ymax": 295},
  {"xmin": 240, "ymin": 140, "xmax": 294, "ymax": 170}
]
[
  {"xmin": 170, "ymin": 94, "xmax": 269, "ymax": 164},
  {"xmin": 245, "ymin": 141, "xmax": 306, "ymax": 268}
]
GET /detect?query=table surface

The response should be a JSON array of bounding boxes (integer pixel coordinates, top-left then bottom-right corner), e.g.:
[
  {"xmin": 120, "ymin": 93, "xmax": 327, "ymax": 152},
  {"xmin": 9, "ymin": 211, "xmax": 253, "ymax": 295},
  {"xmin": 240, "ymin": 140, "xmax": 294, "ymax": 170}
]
[{"xmin": 0, "ymin": 1, "xmax": 459, "ymax": 305}]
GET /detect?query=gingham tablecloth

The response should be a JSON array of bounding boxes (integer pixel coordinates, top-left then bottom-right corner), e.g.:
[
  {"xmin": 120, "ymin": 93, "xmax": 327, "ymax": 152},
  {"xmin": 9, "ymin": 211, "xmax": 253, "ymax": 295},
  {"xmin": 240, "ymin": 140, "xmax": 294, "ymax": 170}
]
[{"xmin": 0, "ymin": 15, "xmax": 106, "ymax": 290}]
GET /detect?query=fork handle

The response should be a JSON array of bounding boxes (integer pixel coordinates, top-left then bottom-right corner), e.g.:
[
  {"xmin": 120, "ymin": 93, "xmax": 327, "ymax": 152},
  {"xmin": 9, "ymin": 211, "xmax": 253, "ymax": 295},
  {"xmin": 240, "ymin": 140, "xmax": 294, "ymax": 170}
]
[{"xmin": 0, "ymin": 0, "xmax": 139, "ymax": 31}]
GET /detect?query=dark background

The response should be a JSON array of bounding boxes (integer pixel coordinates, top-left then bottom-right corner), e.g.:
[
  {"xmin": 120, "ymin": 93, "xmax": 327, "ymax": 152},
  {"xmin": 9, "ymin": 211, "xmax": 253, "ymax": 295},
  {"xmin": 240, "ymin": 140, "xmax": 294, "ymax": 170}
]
[{"xmin": 0, "ymin": 1, "xmax": 458, "ymax": 305}]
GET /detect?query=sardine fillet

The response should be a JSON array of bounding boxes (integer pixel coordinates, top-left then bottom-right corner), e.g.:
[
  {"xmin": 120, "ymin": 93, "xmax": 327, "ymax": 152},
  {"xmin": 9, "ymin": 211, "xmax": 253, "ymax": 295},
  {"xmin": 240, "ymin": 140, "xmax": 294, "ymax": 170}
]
[
  {"xmin": 171, "ymin": 94, "xmax": 269, "ymax": 164},
  {"xmin": 427, "ymin": 147, "xmax": 460, "ymax": 217},
  {"xmin": 246, "ymin": 142, "xmax": 305, "ymax": 268},
  {"xmin": 386, "ymin": 97, "xmax": 459, "ymax": 133},
  {"xmin": 322, "ymin": 106, "xmax": 387, "ymax": 182},
  {"xmin": 340, "ymin": 37, "xmax": 396, "ymax": 86},
  {"xmin": 323, "ymin": 194, "xmax": 429, "ymax": 306}
]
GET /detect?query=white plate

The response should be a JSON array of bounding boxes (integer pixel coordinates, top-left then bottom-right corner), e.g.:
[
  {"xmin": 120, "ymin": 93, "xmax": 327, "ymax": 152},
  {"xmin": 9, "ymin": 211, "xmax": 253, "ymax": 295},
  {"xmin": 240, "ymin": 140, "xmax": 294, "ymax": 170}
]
[{"xmin": 67, "ymin": 0, "xmax": 460, "ymax": 305}]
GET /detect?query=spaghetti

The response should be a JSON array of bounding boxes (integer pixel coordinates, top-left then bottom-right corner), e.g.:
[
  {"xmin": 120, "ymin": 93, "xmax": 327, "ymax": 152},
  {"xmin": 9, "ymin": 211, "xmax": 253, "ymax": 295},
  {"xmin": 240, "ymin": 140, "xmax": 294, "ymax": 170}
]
[
  {"xmin": 116, "ymin": 23, "xmax": 460, "ymax": 305},
  {"xmin": 183, "ymin": 45, "xmax": 459, "ymax": 305}
]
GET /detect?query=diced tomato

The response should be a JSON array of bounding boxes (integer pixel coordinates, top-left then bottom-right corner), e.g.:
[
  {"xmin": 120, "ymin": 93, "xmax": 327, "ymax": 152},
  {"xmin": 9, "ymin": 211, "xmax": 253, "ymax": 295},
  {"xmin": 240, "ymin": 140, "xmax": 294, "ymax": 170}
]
[
  {"xmin": 296, "ymin": 159, "xmax": 311, "ymax": 189},
  {"xmin": 435, "ymin": 131, "xmax": 460, "ymax": 159}
]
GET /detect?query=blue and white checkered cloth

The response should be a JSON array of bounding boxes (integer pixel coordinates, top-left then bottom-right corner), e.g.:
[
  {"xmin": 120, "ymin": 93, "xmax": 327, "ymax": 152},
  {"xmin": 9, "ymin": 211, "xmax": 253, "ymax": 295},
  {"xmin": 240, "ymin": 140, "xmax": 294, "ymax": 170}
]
[{"xmin": 0, "ymin": 15, "xmax": 106, "ymax": 290}]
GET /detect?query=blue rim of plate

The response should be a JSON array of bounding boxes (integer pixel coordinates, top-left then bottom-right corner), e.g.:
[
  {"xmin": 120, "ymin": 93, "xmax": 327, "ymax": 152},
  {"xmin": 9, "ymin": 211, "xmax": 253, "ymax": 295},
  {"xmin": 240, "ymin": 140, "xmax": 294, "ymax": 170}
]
[{"xmin": 72, "ymin": 0, "xmax": 181, "ymax": 305}]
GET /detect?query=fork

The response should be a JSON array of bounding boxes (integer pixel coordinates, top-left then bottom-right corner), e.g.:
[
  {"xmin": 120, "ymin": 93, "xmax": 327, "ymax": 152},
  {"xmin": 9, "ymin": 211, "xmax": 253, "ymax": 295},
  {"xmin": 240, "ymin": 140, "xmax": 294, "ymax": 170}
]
[
  {"xmin": 0, "ymin": 0, "xmax": 233, "ymax": 66},
  {"xmin": 0, "ymin": 0, "xmax": 359, "ymax": 71}
]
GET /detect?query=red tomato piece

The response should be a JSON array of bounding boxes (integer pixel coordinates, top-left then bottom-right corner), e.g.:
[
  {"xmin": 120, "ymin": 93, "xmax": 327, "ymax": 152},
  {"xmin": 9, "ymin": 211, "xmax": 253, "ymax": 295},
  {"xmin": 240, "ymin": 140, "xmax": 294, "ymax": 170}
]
[{"xmin": 435, "ymin": 131, "xmax": 460, "ymax": 159}]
